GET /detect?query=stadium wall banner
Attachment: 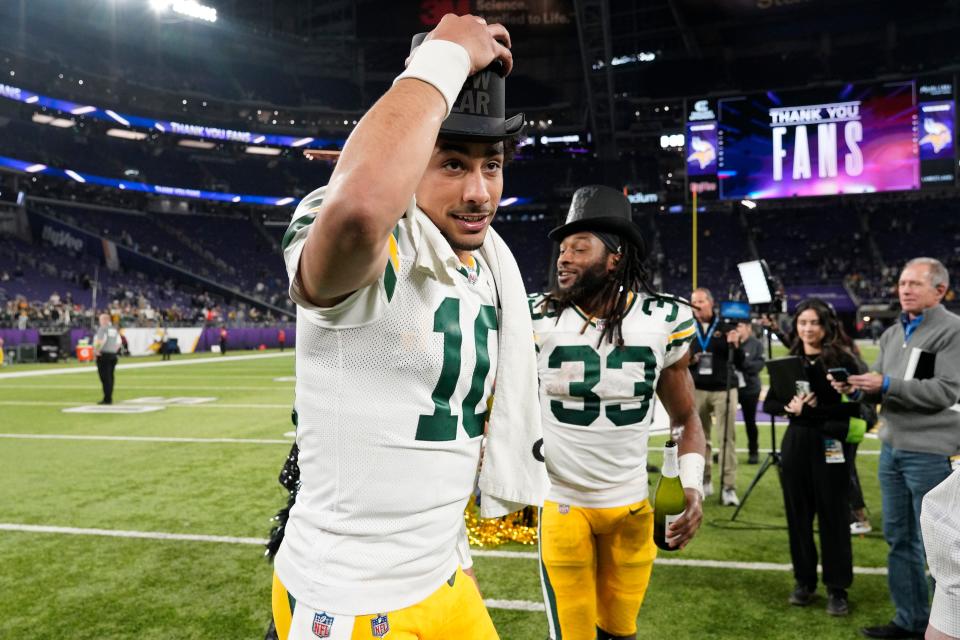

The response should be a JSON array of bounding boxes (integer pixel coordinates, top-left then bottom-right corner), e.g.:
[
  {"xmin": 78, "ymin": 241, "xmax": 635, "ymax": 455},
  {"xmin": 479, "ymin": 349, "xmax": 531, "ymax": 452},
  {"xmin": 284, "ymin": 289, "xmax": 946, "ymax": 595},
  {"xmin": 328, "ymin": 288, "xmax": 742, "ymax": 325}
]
[
  {"xmin": 122, "ymin": 328, "xmax": 204, "ymax": 356},
  {"xmin": 195, "ymin": 326, "xmax": 297, "ymax": 352},
  {"xmin": 785, "ymin": 285, "xmax": 856, "ymax": 313},
  {"xmin": 1, "ymin": 327, "xmax": 295, "ymax": 358},
  {"xmin": 0, "ymin": 329, "xmax": 40, "ymax": 348},
  {"xmin": 27, "ymin": 210, "xmax": 102, "ymax": 264}
]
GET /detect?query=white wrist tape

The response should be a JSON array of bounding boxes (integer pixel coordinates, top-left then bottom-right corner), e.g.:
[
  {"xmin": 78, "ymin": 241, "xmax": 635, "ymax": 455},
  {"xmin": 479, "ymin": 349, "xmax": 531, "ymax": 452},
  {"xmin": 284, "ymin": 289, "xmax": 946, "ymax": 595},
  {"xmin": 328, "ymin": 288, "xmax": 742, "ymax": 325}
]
[
  {"xmin": 394, "ymin": 39, "xmax": 471, "ymax": 117},
  {"xmin": 679, "ymin": 453, "xmax": 705, "ymax": 499}
]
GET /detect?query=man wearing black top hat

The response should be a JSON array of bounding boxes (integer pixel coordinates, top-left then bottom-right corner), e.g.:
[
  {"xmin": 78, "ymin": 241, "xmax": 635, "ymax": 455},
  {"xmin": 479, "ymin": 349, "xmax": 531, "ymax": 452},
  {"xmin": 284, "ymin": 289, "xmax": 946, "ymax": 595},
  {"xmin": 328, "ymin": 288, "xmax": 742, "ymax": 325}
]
[
  {"xmin": 271, "ymin": 13, "xmax": 548, "ymax": 640},
  {"xmin": 530, "ymin": 185, "xmax": 706, "ymax": 640}
]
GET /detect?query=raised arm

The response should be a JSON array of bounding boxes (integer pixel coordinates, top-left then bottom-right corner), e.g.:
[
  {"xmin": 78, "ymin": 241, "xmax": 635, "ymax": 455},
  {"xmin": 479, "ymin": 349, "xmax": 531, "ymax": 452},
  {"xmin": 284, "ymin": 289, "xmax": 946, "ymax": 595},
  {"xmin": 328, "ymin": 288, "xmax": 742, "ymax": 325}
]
[
  {"xmin": 297, "ymin": 15, "xmax": 514, "ymax": 306},
  {"xmin": 656, "ymin": 350, "xmax": 706, "ymax": 549}
]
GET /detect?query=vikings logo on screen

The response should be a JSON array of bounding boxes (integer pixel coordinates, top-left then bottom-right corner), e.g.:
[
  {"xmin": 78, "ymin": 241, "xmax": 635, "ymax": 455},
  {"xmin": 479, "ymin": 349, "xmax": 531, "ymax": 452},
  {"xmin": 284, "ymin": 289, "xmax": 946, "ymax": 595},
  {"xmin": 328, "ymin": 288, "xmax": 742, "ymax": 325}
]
[{"xmin": 769, "ymin": 101, "xmax": 863, "ymax": 182}]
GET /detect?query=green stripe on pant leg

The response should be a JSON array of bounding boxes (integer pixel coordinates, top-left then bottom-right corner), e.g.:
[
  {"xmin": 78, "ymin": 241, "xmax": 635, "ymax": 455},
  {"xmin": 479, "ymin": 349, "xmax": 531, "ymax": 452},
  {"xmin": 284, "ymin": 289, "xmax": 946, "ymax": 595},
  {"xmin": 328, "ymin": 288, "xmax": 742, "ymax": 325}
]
[{"xmin": 538, "ymin": 506, "xmax": 562, "ymax": 640}]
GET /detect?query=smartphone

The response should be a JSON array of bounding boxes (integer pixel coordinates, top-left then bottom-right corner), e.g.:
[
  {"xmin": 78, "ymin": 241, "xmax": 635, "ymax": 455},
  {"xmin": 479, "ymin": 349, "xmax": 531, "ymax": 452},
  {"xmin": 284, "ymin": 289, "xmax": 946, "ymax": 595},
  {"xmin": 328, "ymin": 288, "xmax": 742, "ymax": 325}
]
[
  {"xmin": 795, "ymin": 380, "xmax": 811, "ymax": 396},
  {"xmin": 827, "ymin": 367, "xmax": 850, "ymax": 382}
]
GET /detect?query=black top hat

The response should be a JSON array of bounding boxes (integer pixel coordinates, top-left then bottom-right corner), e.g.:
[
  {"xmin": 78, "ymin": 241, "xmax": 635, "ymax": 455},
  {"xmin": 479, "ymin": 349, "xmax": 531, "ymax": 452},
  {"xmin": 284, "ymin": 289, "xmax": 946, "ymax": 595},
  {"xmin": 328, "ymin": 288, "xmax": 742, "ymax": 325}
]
[
  {"xmin": 410, "ymin": 33, "xmax": 525, "ymax": 142},
  {"xmin": 548, "ymin": 185, "xmax": 646, "ymax": 255}
]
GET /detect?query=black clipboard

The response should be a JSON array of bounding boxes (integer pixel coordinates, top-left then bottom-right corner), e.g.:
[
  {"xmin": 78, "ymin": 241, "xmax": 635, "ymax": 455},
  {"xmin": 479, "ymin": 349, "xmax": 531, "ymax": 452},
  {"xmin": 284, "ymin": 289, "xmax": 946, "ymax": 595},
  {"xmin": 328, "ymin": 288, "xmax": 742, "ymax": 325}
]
[{"xmin": 765, "ymin": 356, "xmax": 805, "ymax": 404}]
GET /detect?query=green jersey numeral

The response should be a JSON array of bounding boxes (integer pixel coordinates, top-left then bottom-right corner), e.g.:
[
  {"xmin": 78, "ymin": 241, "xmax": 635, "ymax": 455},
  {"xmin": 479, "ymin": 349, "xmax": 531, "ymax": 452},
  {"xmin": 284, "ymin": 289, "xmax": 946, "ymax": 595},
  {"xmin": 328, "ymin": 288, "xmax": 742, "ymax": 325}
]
[
  {"xmin": 548, "ymin": 344, "xmax": 657, "ymax": 427},
  {"xmin": 416, "ymin": 298, "xmax": 498, "ymax": 441},
  {"xmin": 548, "ymin": 345, "xmax": 601, "ymax": 426}
]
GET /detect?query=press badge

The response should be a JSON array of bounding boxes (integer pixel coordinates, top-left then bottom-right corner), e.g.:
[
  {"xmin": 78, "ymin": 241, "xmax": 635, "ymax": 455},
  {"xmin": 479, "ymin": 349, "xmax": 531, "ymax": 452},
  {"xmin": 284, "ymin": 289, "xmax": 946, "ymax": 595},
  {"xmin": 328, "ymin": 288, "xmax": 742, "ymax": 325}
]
[
  {"xmin": 698, "ymin": 352, "xmax": 714, "ymax": 376},
  {"xmin": 824, "ymin": 438, "xmax": 845, "ymax": 464},
  {"xmin": 950, "ymin": 454, "xmax": 960, "ymax": 472}
]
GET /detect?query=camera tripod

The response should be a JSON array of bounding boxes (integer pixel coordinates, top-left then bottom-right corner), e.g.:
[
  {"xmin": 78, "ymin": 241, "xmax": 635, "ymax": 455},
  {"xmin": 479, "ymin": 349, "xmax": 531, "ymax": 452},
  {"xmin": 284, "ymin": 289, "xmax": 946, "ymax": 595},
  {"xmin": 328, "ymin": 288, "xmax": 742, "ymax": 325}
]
[{"xmin": 731, "ymin": 328, "xmax": 780, "ymax": 521}]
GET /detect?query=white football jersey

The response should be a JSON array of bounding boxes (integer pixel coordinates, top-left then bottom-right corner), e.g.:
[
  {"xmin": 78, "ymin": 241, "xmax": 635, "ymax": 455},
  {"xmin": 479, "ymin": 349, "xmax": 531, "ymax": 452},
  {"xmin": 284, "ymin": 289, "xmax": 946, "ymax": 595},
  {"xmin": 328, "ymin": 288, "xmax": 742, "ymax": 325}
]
[
  {"xmin": 275, "ymin": 187, "xmax": 498, "ymax": 615},
  {"xmin": 530, "ymin": 292, "xmax": 695, "ymax": 508}
]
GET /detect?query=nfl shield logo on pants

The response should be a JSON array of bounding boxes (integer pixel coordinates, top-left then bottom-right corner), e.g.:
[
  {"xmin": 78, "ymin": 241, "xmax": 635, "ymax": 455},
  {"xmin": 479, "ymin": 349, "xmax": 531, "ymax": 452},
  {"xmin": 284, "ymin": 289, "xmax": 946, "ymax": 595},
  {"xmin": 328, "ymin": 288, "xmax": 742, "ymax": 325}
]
[
  {"xmin": 371, "ymin": 614, "xmax": 390, "ymax": 638},
  {"xmin": 312, "ymin": 612, "xmax": 334, "ymax": 638}
]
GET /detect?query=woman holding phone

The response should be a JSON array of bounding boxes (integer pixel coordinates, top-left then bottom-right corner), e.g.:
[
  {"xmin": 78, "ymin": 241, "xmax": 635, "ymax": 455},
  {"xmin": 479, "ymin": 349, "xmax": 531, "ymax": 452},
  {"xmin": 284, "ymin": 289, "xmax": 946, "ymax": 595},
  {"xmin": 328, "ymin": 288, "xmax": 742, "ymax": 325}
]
[{"xmin": 763, "ymin": 298, "xmax": 864, "ymax": 617}]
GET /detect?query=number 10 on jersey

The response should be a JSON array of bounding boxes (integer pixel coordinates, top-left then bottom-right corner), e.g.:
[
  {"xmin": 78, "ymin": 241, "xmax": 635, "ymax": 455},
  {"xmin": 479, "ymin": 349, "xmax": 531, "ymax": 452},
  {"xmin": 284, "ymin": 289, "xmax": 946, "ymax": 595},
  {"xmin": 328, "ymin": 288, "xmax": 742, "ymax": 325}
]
[{"xmin": 416, "ymin": 297, "xmax": 498, "ymax": 442}]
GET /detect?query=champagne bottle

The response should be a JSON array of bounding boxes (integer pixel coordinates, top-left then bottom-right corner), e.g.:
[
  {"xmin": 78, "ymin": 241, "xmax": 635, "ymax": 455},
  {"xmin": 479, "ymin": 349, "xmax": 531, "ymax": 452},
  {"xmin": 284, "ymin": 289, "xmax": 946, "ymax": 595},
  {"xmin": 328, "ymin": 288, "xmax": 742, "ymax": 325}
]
[{"xmin": 653, "ymin": 440, "xmax": 687, "ymax": 551}]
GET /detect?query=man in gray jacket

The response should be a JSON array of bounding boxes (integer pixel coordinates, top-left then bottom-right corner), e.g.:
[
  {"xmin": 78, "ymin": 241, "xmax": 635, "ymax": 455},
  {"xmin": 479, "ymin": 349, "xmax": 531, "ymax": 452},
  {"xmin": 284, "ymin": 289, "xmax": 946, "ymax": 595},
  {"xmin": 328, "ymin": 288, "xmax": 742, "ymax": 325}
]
[{"xmin": 833, "ymin": 257, "xmax": 960, "ymax": 640}]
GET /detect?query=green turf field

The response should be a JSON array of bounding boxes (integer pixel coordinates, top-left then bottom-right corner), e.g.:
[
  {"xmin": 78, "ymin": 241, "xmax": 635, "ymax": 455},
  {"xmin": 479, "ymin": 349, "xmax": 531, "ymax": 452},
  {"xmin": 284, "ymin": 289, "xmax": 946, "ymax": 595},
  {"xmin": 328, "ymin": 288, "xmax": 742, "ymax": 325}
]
[{"xmin": 0, "ymin": 346, "xmax": 899, "ymax": 639}]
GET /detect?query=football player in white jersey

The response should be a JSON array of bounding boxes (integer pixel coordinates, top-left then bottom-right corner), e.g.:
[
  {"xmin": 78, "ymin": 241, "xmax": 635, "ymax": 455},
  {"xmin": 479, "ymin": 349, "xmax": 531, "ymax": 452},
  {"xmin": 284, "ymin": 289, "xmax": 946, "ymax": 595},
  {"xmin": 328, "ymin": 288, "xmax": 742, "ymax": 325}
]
[
  {"xmin": 271, "ymin": 14, "xmax": 538, "ymax": 640},
  {"xmin": 531, "ymin": 186, "xmax": 707, "ymax": 640}
]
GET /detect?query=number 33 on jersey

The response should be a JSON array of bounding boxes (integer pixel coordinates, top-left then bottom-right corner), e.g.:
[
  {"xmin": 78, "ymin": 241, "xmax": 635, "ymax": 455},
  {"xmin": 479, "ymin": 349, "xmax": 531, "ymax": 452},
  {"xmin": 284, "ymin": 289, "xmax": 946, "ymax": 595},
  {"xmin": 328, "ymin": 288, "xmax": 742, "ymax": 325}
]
[{"xmin": 529, "ymin": 292, "xmax": 695, "ymax": 507}]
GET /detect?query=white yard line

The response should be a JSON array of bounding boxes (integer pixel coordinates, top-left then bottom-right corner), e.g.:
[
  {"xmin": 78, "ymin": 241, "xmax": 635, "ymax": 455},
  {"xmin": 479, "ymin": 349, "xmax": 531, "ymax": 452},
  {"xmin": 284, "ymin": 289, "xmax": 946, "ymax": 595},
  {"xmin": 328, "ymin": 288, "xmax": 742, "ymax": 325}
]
[
  {"xmin": 0, "ymin": 523, "xmax": 266, "ymax": 545},
  {"xmin": 0, "ymin": 401, "xmax": 290, "ymax": 409},
  {"xmin": 0, "ymin": 523, "xmax": 888, "ymax": 577},
  {"xmin": 483, "ymin": 599, "xmax": 545, "ymax": 612},
  {"xmin": 0, "ymin": 433, "xmax": 292, "ymax": 444},
  {"xmin": 0, "ymin": 385, "xmax": 289, "ymax": 391},
  {"xmin": 0, "ymin": 352, "xmax": 294, "ymax": 380},
  {"xmin": 0, "ymin": 427, "xmax": 880, "ymax": 453}
]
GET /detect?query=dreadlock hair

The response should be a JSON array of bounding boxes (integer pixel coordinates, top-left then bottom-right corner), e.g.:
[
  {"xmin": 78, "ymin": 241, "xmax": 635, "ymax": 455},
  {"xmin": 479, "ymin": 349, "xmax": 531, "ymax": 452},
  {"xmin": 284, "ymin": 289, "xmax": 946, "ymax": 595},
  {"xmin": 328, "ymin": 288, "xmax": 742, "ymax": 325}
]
[{"xmin": 541, "ymin": 238, "xmax": 661, "ymax": 348}]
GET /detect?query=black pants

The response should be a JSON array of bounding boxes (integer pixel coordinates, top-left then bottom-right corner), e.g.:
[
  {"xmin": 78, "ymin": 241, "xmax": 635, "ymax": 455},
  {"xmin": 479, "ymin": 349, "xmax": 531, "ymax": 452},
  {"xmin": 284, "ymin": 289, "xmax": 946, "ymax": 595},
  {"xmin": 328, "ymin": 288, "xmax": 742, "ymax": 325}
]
[
  {"xmin": 220, "ymin": 338, "xmax": 227, "ymax": 355},
  {"xmin": 779, "ymin": 423, "xmax": 853, "ymax": 594},
  {"xmin": 740, "ymin": 391, "xmax": 760, "ymax": 454},
  {"xmin": 96, "ymin": 353, "xmax": 118, "ymax": 403}
]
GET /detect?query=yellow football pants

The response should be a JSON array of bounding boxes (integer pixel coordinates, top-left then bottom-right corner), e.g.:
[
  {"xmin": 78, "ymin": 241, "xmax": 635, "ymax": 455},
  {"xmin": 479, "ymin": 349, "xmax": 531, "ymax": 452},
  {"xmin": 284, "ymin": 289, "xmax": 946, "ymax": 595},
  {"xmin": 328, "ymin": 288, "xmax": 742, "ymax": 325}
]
[
  {"xmin": 272, "ymin": 566, "xmax": 499, "ymax": 639},
  {"xmin": 538, "ymin": 499, "xmax": 657, "ymax": 640}
]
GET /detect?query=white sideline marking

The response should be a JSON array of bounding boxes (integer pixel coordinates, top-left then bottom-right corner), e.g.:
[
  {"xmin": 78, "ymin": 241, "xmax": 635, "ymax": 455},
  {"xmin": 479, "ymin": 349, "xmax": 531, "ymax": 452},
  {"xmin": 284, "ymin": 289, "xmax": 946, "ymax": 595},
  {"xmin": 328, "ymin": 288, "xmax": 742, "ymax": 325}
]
[
  {"xmin": 125, "ymin": 397, "xmax": 217, "ymax": 405},
  {"xmin": 0, "ymin": 523, "xmax": 266, "ymax": 545},
  {"xmin": 0, "ymin": 352, "xmax": 294, "ymax": 379},
  {"xmin": 1, "ymin": 385, "xmax": 289, "ymax": 391},
  {"xmin": 0, "ymin": 523, "xmax": 888, "ymax": 576},
  {"xmin": 63, "ymin": 404, "xmax": 165, "ymax": 414},
  {"xmin": 483, "ymin": 599, "xmax": 544, "ymax": 612},
  {"xmin": 473, "ymin": 549, "xmax": 538, "ymax": 559},
  {"xmin": 0, "ymin": 401, "xmax": 290, "ymax": 409},
  {"xmin": 0, "ymin": 434, "xmax": 292, "ymax": 444}
]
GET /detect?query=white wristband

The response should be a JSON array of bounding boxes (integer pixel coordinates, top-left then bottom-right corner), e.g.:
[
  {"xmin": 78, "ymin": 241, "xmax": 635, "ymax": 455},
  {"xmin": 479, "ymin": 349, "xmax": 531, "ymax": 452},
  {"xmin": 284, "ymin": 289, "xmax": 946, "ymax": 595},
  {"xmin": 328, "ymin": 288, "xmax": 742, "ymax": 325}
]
[
  {"xmin": 394, "ymin": 39, "xmax": 471, "ymax": 118},
  {"xmin": 679, "ymin": 453, "xmax": 705, "ymax": 499}
]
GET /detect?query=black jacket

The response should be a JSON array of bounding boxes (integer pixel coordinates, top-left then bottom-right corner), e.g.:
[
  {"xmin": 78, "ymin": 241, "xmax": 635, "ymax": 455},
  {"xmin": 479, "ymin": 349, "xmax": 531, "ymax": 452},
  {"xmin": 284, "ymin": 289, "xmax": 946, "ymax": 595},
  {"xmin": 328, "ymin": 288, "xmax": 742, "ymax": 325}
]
[
  {"xmin": 737, "ymin": 335, "xmax": 766, "ymax": 396},
  {"xmin": 763, "ymin": 351, "xmax": 863, "ymax": 439},
  {"xmin": 689, "ymin": 317, "xmax": 745, "ymax": 391}
]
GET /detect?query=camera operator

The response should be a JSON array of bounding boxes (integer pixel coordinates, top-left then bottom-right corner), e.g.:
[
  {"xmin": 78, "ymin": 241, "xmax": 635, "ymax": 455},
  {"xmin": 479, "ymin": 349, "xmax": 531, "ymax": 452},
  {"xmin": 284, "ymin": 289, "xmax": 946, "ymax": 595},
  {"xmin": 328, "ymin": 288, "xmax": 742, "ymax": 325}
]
[
  {"xmin": 690, "ymin": 288, "xmax": 744, "ymax": 505},
  {"xmin": 734, "ymin": 320, "xmax": 765, "ymax": 464}
]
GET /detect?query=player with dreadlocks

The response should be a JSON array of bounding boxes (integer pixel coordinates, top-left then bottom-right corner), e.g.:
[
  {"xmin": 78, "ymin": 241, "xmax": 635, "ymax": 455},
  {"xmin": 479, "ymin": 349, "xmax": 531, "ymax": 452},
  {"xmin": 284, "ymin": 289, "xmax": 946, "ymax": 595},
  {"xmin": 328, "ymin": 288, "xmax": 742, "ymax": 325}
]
[{"xmin": 530, "ymin": 185, "xmax": 707, "ymax": 640}]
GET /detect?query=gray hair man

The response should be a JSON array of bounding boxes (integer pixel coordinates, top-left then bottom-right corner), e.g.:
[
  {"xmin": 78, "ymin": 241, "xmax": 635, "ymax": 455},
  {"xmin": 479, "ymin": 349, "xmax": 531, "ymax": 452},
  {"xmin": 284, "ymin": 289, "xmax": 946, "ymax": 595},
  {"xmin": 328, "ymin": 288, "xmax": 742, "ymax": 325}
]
[{"xmin": 833, "ymin": 257, "xmax": 960, "ymax": 640}]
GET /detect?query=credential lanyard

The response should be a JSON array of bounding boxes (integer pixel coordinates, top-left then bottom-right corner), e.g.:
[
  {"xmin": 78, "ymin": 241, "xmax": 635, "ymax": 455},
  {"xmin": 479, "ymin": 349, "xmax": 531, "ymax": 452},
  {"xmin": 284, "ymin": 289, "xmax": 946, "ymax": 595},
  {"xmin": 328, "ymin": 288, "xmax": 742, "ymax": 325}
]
[{"xmin": 696, "ymin": 317, "xmax": 719, "ymax": 352}]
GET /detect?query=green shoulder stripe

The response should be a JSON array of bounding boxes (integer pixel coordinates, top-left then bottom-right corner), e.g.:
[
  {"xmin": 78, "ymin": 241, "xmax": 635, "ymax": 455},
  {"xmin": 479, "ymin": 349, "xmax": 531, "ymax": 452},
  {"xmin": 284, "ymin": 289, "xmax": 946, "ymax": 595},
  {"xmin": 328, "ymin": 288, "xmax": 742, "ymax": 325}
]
[
  {"xmin": 665, "ymin": 332, "xmax": 695, "ymax": 352},
  {"xmin": 281, "ymin": 212, "xmax": 317, "ymax": 252},
  {"xmin": 671, "ymin": 317, "xmax": 695, "ymax": 333}
]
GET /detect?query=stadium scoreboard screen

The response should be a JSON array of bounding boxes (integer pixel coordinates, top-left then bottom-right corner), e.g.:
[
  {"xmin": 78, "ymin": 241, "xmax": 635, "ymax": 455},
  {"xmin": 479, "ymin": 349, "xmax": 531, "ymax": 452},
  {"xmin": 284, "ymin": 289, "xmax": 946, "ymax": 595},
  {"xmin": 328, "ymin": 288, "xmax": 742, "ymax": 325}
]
[{"xmin": 686, "ymin": 78, "xmax": 956, "ymax": 201}]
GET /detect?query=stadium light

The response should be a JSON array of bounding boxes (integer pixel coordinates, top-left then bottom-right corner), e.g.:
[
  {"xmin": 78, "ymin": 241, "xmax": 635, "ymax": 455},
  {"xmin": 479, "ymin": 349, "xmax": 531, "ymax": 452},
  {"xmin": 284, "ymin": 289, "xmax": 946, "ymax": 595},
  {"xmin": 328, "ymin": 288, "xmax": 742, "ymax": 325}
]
[
  {"xmin": 178, "ymin": 139, "xmax": 215, "ymax": 149},
  {"xmin": 107, "ymin": 128, "xmax": 148, "ymax": 141},
  {"xmin": 149, "ymin": 0, "xmax": 217, "ymax": 23},
  {"xmin": 245, "ymin": 146, "xmax": 281, "ymax": 156},
  {"xmin": 740, "ymin": 199, "xmax": 757, "ymax": 209}
]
